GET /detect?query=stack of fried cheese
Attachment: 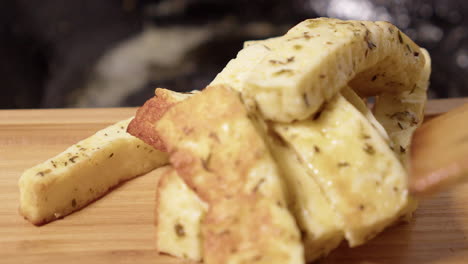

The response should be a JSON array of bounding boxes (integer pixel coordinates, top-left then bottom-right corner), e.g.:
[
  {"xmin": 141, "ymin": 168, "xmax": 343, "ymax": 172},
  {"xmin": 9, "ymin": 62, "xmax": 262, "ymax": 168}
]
[{"xmin": 127, "ymin": 18, "xmax": 431, "ymax": 263}]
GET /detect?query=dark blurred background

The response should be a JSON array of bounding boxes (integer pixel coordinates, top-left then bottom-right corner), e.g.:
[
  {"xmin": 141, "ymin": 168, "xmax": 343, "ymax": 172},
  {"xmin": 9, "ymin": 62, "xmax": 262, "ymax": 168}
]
[{"xmin": 1, "ymin": 0, "xmax": 467, "ymax": 109}]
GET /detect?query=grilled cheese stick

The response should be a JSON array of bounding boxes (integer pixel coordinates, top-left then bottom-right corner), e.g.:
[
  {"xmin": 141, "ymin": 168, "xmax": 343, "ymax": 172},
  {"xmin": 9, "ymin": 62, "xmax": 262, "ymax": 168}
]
[
  {"xmin": 274, "ymin": 93, "xmax": 412, "ymax": 246},
  {"xmin": 241, "ymin": 18, "xmax": 425, "ymax": 122},
  {"xmin": 374, "ymin": 49, "xmax": 431, "ymax": 164},
  {"xmin": 19, "ymin": 118, "xmax": 168, "ymax": 225},
  {"xmin": 128, "ymin": 88, "xmax": 208, "ymax": 261},
  {"xmin": 156, "ymin": 167, "xmax": 208, "ymax": 261},
  {"xmin": 262, "ymin": 129, "xmax": 343, "ymax": 261}
]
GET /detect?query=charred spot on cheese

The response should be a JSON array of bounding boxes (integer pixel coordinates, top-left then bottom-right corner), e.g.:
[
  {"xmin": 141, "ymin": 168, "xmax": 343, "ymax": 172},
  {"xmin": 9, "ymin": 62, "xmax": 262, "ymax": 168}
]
[
  {"xmin": 201, "ymin": 153, "xmax": 212, "ymax": 172},
  {"xmin": 399, "ymin": 145, "xmax": 406, "ymax": 153},
  {"xmin": 36, "ymin": 169, "xmax": 52, "ymax": 177},
  {"xmin": 363, "ymin": 143, "xmax": 375, "ymax": 155},
  {"xmin": 269, "ymin": 56, "xmax": 295, "ymax": 65},
  {"xmin": 174, "ymin": 223, "xmax": 186, "ymax": 238},
  {"xmin": 361, "ymin": 134, "xmax": 371, "ymax": 139},
  {"xmin": 273, "ymin": 69, "xmax": 294, "ymax": 76},
  {"xmin": 364, "ymin": 30, "xmax": 377, "ymax": 50},
  {"xmin": 69, "ymin": 156, "xmax": 79, "ymax": 163},
  {"xmin": 337, "ymin": 162, "xmax": 350, "ymax": 167},
  {"xmin": 252, "ymin": 178, "xmax": 266, "ymax": 193},
  {"xmin": 71, "ymin": 199, "xmax": 76, "ymax": 208},
  {"xmin": 314, "ymin": 145, "xmax": 321, "ymax": 153},
  {"xmin": 397, "ymin": 31, "xmax": 404, "ymax": 44},
  {"xmin": 389, "ymin": 111, "xmax": 418, "ymax": 126}
]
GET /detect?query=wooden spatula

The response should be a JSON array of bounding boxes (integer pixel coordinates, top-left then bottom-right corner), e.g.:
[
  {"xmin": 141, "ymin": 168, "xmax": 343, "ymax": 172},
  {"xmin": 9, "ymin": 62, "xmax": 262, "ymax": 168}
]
[{"xmin": 410, "ymin": 102, "xmax": 468, "ymax": 197}]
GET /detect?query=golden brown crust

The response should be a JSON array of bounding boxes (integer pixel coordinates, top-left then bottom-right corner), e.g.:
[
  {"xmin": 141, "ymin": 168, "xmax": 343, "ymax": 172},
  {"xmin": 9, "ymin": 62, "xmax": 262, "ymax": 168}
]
[
  {"xmin": 153, "ymin": 85, "xmax": 303, "ymax": 264},
  {"xmin": 157, "ymin": 86, "xmax": 266, "ymax": 202},
  {"xmin": 127, "ymin": 89, "xmax": 184, "ymax": 152}
]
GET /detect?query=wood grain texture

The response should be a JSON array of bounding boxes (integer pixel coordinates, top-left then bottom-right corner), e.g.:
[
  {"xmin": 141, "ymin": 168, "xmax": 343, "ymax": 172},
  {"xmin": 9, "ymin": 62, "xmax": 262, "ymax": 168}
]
[{"xmin": 1, "ymin": 101, "xmax": 468, "ymax": 263}]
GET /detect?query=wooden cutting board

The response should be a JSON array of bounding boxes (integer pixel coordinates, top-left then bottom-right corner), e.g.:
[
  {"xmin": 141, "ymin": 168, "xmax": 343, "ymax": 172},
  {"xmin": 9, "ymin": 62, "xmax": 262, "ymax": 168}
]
[{"xmin": 1, "ymin": 100, "xmax": 468, "ymax": 264}]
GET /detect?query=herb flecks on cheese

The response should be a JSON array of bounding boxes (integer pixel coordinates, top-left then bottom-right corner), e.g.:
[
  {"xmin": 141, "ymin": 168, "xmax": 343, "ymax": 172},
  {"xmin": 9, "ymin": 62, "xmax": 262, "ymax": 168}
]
[{"xmin": 19, "ymin": 118, "xmax": 168, "ymax": 225}]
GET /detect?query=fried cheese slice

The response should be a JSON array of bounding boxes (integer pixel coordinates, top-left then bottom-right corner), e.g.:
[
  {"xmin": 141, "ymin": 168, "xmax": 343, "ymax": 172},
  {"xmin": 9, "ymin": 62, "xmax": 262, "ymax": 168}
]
[
  {"xmin": 155, "ymin": 166, "xmax": 208, "ymax": 262},
  {"xmin": 260, "ymin": 123, "xmax": 343, "ymax": 261},
  {"xmin": 19, "ymin": 118, "xmax": 168, "ymax": 225},
  {"xmin": 152, "ymin": 85, "xmax": 304, "ymax": 264},
  {"xmin": 129, "ymin": 89, "xmax": 206, "ymax": 261},
  {"xmin": 274, "ymin": 93, "xmax": 411, "ymax": 247},
  {"xmin": 373, "ymin": 49, "xmax": 431, "ymax": 164},
  {"xmin": 217, "ymin": 18, "xmax": 425, "ymax": 122}
]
